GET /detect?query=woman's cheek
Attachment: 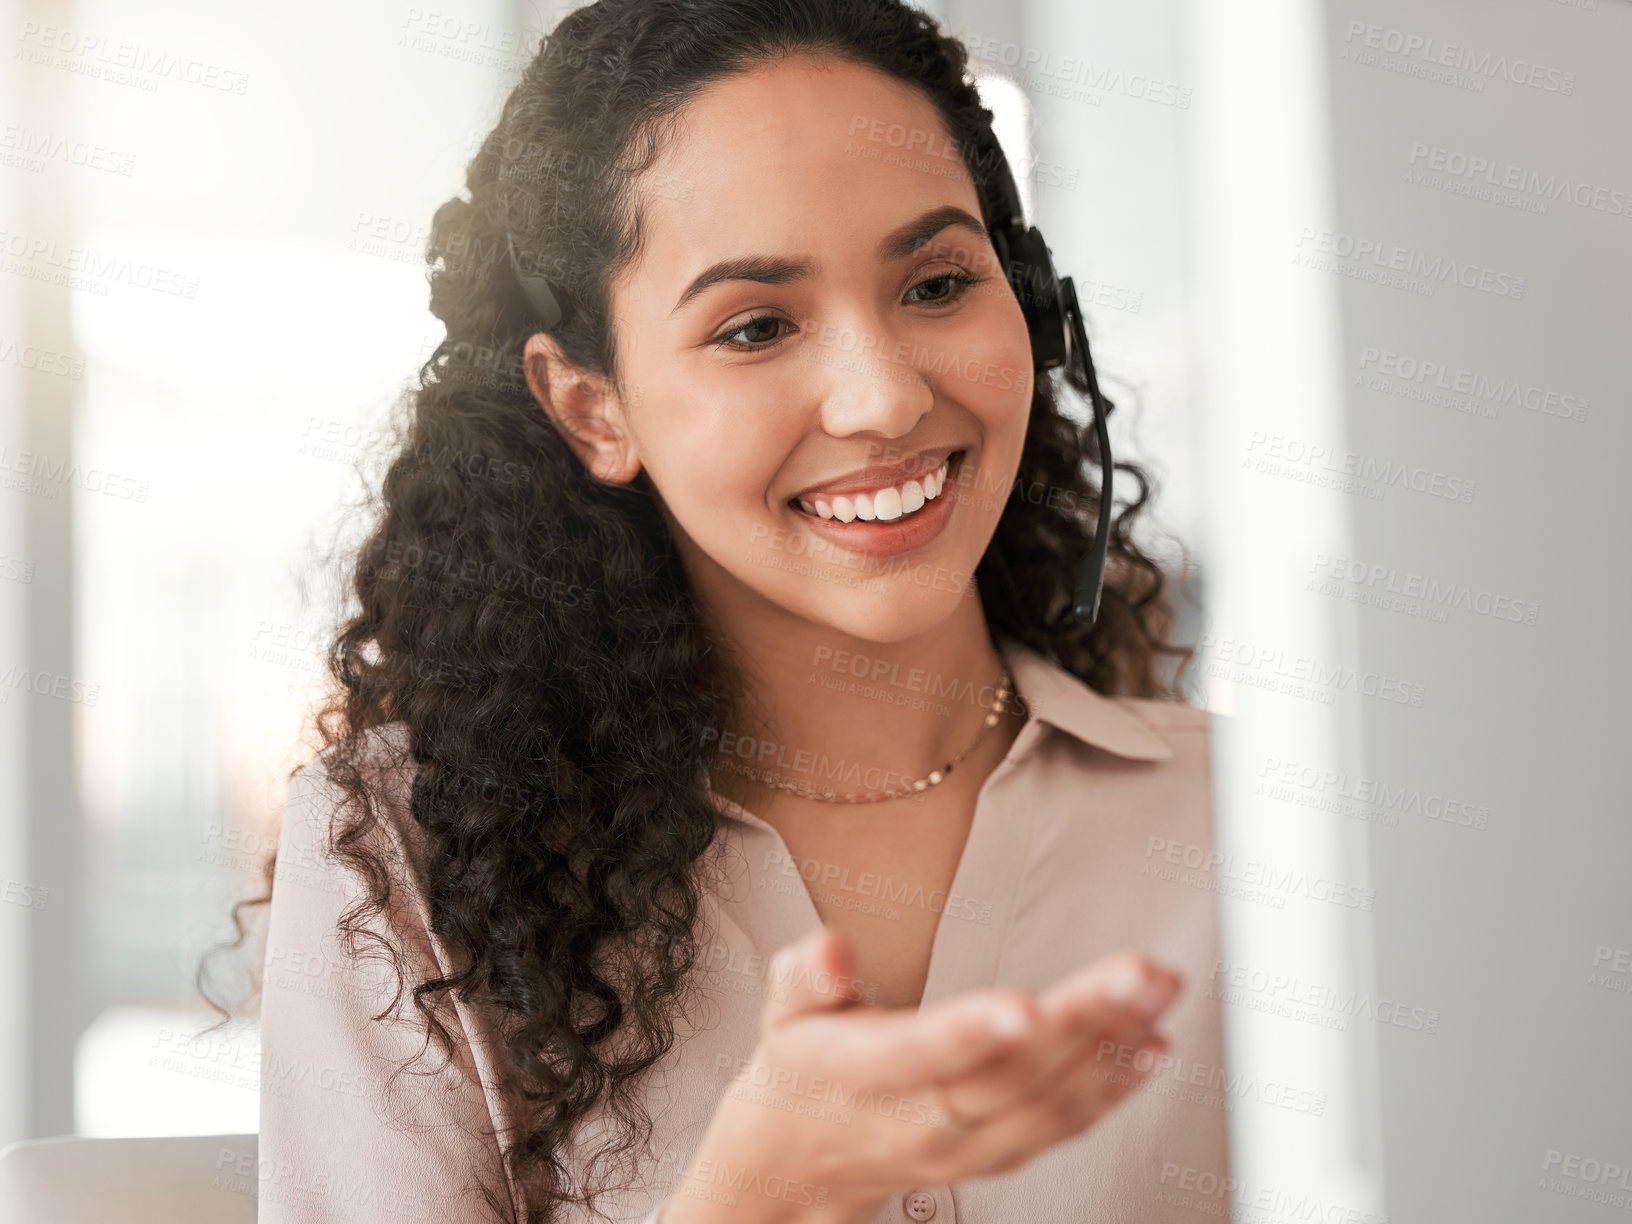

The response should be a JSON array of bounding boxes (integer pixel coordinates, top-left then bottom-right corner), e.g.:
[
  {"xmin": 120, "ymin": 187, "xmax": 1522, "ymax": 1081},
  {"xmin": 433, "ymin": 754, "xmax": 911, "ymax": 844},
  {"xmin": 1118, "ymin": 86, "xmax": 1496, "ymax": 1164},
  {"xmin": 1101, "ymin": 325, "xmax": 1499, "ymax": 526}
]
[
  {"xmin": 940, "ymin": 314, "xmax": 1032, "ymax": 514},
  {"xmin": 918, "ymin": 282, "xmax": 1025, "ymax": 381},
  {"xmin": 663, "ymin": 432, "xmax": 781, "ymax": 544}
]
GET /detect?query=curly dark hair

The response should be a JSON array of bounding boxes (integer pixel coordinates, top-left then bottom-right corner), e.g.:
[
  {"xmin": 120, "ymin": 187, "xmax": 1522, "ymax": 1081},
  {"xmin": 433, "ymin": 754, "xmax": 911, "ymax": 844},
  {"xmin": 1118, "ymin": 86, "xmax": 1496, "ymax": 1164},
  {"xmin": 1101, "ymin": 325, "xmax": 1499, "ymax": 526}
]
[{"xmin": 204, "ymin": 1, "xmax": 1198, "ymax": 1221}]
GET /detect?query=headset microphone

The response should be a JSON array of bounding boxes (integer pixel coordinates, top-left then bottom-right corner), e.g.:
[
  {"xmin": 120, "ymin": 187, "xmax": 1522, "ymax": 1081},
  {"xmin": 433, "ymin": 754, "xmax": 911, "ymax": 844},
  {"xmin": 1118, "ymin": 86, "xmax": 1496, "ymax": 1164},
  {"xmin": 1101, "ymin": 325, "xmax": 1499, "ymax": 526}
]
[{"xmin": 985, "ymin": 154, "xmax": 1116, "ymax": 625}]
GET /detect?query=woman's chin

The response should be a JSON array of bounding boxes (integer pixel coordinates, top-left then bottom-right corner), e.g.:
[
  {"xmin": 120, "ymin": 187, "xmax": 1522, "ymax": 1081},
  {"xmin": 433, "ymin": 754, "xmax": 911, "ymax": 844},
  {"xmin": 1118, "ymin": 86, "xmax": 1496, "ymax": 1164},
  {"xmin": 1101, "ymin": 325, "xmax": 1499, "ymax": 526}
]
[{"xmin": 782, "ymin": 577, "xmax": 977, "ymax": 645}]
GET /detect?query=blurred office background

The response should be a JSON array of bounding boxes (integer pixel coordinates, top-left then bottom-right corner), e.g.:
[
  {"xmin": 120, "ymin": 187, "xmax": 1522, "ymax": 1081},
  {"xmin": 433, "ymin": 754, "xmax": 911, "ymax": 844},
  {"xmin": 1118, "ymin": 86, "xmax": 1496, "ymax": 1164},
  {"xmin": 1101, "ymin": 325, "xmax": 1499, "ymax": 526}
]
[{"xmin": 0, "ymin": 0, "xmax": 1627, "ymax": 1220}]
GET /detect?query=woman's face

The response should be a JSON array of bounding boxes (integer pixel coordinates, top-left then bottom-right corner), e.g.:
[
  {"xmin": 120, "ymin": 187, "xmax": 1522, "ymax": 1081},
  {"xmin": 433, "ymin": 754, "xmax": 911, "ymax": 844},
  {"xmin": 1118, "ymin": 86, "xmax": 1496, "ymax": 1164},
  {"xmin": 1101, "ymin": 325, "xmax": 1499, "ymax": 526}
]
[{"xmin": 600, "ymin": 54, "xmax": 1034, "ymax": 645}]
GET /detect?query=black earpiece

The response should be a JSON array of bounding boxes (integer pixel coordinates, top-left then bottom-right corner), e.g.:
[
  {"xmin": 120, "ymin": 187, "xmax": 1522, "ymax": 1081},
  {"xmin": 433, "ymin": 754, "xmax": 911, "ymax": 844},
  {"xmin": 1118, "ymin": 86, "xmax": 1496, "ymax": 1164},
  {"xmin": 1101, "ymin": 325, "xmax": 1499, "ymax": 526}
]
[
  {"xmin": 985, "ymin": 154, "xmax": 1116, "ymax": 625},
  {"xmin": 507, "ymin": 231, "xmax": 573, "ymax": 331}
]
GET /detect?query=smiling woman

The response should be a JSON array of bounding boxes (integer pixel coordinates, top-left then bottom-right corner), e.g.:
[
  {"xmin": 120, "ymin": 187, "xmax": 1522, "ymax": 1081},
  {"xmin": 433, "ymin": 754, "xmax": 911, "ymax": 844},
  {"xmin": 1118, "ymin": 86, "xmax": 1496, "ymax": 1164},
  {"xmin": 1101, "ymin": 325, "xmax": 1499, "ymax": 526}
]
[{"xmin": 237, "ymin": 2, "xmax": 1220, "ymax": 1223}]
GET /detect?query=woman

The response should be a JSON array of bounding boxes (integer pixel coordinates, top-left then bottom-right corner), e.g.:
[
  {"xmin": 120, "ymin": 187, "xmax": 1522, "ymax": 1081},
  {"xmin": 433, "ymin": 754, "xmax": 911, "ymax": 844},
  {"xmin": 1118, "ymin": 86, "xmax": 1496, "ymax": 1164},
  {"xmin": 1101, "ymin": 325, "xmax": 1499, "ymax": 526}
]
[{"xmin": 253, "ymin": 1, "xmax": 1228, "ymax": 1221}]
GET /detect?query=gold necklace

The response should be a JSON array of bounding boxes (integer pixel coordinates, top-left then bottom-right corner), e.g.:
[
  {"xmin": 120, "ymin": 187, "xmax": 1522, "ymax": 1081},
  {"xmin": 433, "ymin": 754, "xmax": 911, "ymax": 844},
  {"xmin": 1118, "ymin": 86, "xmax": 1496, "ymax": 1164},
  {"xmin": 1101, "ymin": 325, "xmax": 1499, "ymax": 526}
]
[{"xmin": 712, "ymin": 664, "xmax": 1017, "ymax": 804}]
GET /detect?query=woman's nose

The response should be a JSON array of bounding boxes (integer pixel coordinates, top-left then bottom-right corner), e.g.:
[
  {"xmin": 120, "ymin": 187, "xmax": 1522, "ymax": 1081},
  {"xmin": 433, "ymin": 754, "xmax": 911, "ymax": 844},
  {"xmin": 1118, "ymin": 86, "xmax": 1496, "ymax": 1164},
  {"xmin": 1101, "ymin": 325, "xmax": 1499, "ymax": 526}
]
[{"xmin": 807, "ymin": 315, "xmax": 936, "ymax": 439}]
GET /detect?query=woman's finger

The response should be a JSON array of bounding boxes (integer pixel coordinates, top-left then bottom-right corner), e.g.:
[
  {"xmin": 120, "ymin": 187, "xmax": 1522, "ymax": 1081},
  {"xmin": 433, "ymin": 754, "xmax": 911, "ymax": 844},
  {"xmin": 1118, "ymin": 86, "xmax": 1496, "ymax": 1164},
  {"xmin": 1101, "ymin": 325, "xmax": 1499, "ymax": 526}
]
[
  {"xmin": 927, "ymin": 954, "xmax": 1180, "ymax": 1120},
  {"xmin": 1037, "ymin": 951, "xmax": 1184, "ymax": 1031},
  {"xmin": 779, "ymin": 985, "xmax": 1042, "ymax": 1091},
  {"xmin": 945, "ymin": 1030, "xmax": 1172, "ymax": 1179}
]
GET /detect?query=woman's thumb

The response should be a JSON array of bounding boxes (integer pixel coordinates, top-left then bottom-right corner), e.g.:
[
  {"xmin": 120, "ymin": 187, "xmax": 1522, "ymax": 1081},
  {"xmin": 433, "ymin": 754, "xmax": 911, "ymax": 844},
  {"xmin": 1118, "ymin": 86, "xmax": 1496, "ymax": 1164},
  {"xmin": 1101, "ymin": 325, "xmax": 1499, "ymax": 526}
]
[{"xmin": 760, "ymin": 925, "xmax": 860, "ymax": 1031}]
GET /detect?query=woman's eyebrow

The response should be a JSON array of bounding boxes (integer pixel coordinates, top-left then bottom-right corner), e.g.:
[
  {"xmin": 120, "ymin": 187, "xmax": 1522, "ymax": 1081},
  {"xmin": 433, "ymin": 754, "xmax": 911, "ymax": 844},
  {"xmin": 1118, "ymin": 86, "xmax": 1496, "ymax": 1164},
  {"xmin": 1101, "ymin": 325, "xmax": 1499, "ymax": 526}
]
[
  {"xmin": 878, "ymin": 203, "xmax": 988, "ymax": 262},
  {"xmin": 668, "ymin": 204, "xmax": 989, "ymax": 317}
]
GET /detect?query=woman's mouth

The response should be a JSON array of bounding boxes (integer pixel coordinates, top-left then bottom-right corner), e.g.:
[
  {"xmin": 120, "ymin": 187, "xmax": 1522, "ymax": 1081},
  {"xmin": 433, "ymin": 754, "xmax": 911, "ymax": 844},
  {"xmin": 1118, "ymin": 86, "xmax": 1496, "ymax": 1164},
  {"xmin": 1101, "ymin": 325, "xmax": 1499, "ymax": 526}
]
[
  {"xmin": 790, "ymin": 450, "xmax": 965, "ymax": 523},
  {"xmin": 782, "ymin": 450, "xmax": 967, "ymax": 561}
]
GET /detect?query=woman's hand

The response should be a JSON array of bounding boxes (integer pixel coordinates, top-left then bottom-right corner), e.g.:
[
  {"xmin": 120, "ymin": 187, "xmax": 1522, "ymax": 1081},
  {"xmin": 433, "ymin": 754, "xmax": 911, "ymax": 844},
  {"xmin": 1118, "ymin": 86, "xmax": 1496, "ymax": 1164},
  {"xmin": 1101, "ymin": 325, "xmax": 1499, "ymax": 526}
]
[{"xmin": 661, "ymin": 924, "xmax": 1182, "ymax": 1223}]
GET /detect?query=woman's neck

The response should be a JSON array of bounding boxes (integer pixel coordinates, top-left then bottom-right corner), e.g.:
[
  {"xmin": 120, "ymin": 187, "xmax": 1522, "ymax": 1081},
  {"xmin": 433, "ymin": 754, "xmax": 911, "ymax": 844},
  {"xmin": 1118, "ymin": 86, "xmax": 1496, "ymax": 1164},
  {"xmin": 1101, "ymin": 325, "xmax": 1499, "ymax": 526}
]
[{"xmin": 700, "ymin": 588, "xmax": 1015, "ymax": 807}]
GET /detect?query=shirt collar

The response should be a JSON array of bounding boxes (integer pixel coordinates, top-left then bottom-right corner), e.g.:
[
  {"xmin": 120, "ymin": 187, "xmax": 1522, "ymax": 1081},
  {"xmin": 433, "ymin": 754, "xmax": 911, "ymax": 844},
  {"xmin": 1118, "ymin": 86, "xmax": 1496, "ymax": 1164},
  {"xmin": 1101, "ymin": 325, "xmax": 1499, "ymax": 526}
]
[{"xmin": 997, "ymin": 635, "xmax": 1175, "ymax": 762}]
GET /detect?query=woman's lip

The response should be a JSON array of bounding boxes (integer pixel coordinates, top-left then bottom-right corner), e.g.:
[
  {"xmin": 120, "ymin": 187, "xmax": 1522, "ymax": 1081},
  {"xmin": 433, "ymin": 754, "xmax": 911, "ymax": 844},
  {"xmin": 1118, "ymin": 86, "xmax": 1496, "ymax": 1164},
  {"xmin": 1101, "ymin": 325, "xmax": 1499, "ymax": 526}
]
[
  {"xmin": 785, "ymin": 444, "xmax": 962, "ymax": 505},
  {"xmin": 785, "ymin": 451, "xmax": 965, "ymax": 560}
]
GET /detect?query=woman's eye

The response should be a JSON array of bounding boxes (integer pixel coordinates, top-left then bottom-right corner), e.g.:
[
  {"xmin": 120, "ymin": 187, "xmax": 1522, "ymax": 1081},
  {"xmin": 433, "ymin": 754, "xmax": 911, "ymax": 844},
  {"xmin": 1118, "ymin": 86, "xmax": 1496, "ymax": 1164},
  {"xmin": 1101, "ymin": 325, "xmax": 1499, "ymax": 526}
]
[
  {"xmin": 714, "ymin": 314, "xmax": 791, "ymax": 350},
  {"xmin": 904, "ymin": 271, "xmax": 980, "ymax": 306},
  {"xmin": 711, "ymin": 273, "xmax": 980, "ymax": 352}
]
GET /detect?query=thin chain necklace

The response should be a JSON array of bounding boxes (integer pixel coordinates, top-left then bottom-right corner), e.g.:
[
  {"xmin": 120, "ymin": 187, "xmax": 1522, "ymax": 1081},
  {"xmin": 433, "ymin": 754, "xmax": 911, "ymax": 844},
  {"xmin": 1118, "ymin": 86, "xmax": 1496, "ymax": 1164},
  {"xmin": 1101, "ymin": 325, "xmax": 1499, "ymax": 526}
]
[{"xmin": 712, "ymin": 663, "xmax": 1017, "ymax": 804}]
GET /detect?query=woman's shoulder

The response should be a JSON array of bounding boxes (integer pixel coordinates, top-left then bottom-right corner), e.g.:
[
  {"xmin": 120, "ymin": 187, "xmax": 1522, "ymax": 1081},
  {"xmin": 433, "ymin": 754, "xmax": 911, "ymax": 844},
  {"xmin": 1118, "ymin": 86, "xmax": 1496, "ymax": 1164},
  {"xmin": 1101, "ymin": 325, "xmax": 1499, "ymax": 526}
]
[
  {"xmin": 297, "ymin": 717, "xmax": 419, "ymax": 788},
  {"xmin": 280, "ymin": 720, "xmax": 429, "ymax": 886}
]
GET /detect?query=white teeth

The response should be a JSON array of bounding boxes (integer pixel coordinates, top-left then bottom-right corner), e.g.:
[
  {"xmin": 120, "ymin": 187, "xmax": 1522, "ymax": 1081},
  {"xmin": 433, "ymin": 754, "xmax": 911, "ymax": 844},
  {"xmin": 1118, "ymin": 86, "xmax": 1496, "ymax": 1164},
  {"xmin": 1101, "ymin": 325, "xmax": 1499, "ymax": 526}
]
[
  {"xmin": 795, "ymin": 455, "xmax": 956, "ymax": 523},
  {"xmin": 924, "ymin": 459, "xmax": 949, "ymax": 499}
]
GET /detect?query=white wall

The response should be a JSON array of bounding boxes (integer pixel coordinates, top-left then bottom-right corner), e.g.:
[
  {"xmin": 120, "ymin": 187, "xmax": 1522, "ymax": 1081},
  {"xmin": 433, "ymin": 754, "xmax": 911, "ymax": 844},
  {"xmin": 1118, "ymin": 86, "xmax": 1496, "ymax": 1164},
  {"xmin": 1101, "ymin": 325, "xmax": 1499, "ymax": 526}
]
[
  {"xmin": 0, "ymin": 0, "xmax": 539, "ymax": 1142},
  {"xmin": 1190, "ymin": 0, "xmax": 1632, "ymax": 1219},
  {"xmin": 1318, "ymin": 1, "xmax": 1632, "ymax": 1218}
]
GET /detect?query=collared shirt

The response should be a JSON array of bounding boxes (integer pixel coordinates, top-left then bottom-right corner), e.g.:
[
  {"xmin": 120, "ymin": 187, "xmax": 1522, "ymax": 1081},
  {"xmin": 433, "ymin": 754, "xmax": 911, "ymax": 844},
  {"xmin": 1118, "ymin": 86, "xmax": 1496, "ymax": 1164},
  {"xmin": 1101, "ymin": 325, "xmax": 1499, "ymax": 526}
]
[{"xmin": 259, "ymin": 636, "xmax": 1231, "ymax": 1223}]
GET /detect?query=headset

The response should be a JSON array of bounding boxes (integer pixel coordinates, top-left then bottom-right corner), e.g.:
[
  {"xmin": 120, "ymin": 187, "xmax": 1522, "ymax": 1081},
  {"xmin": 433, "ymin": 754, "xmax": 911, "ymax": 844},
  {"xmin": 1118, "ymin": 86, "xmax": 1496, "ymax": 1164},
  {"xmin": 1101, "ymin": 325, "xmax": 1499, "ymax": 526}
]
[
  {"xmin": 981, "ymin": 147, "xmax": 1116, "ymax": 626},
  {"xmin": 507, "ymin": 139, "xmax": 1115, "ymax": 624}
]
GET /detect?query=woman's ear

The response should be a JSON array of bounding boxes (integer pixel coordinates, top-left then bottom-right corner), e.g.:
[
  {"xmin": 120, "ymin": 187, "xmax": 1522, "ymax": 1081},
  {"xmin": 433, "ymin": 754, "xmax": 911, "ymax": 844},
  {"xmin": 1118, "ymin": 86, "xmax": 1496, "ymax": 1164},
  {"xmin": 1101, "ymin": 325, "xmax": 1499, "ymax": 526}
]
[{"xmin": 523, "ymin": 332, "xmax": 641, "ymax": 484}]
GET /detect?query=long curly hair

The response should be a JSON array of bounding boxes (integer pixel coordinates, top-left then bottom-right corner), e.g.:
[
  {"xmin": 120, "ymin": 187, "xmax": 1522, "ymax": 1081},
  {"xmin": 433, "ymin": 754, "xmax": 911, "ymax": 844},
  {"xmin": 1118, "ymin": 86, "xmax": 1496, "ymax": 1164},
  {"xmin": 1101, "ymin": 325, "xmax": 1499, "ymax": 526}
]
[{"xmin": 207, "ymin": 1, "xmax": 1197, "ymax": 1221}]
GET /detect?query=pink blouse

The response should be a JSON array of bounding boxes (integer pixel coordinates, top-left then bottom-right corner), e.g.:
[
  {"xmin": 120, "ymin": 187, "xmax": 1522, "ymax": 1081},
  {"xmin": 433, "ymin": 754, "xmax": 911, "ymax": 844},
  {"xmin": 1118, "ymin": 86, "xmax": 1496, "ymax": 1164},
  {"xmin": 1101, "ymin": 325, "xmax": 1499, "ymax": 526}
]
[{"xmin": 258, "ymin": 637, "xmax": 1231, "ymax": 1223}]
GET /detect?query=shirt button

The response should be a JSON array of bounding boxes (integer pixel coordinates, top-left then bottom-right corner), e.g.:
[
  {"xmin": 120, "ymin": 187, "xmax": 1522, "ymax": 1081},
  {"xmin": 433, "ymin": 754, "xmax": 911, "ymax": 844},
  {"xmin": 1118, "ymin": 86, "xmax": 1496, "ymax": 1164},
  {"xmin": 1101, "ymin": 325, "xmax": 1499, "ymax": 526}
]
[{"xmin": 903, "ymin": 1189, "xmax": 937, "ymax": 1221}]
